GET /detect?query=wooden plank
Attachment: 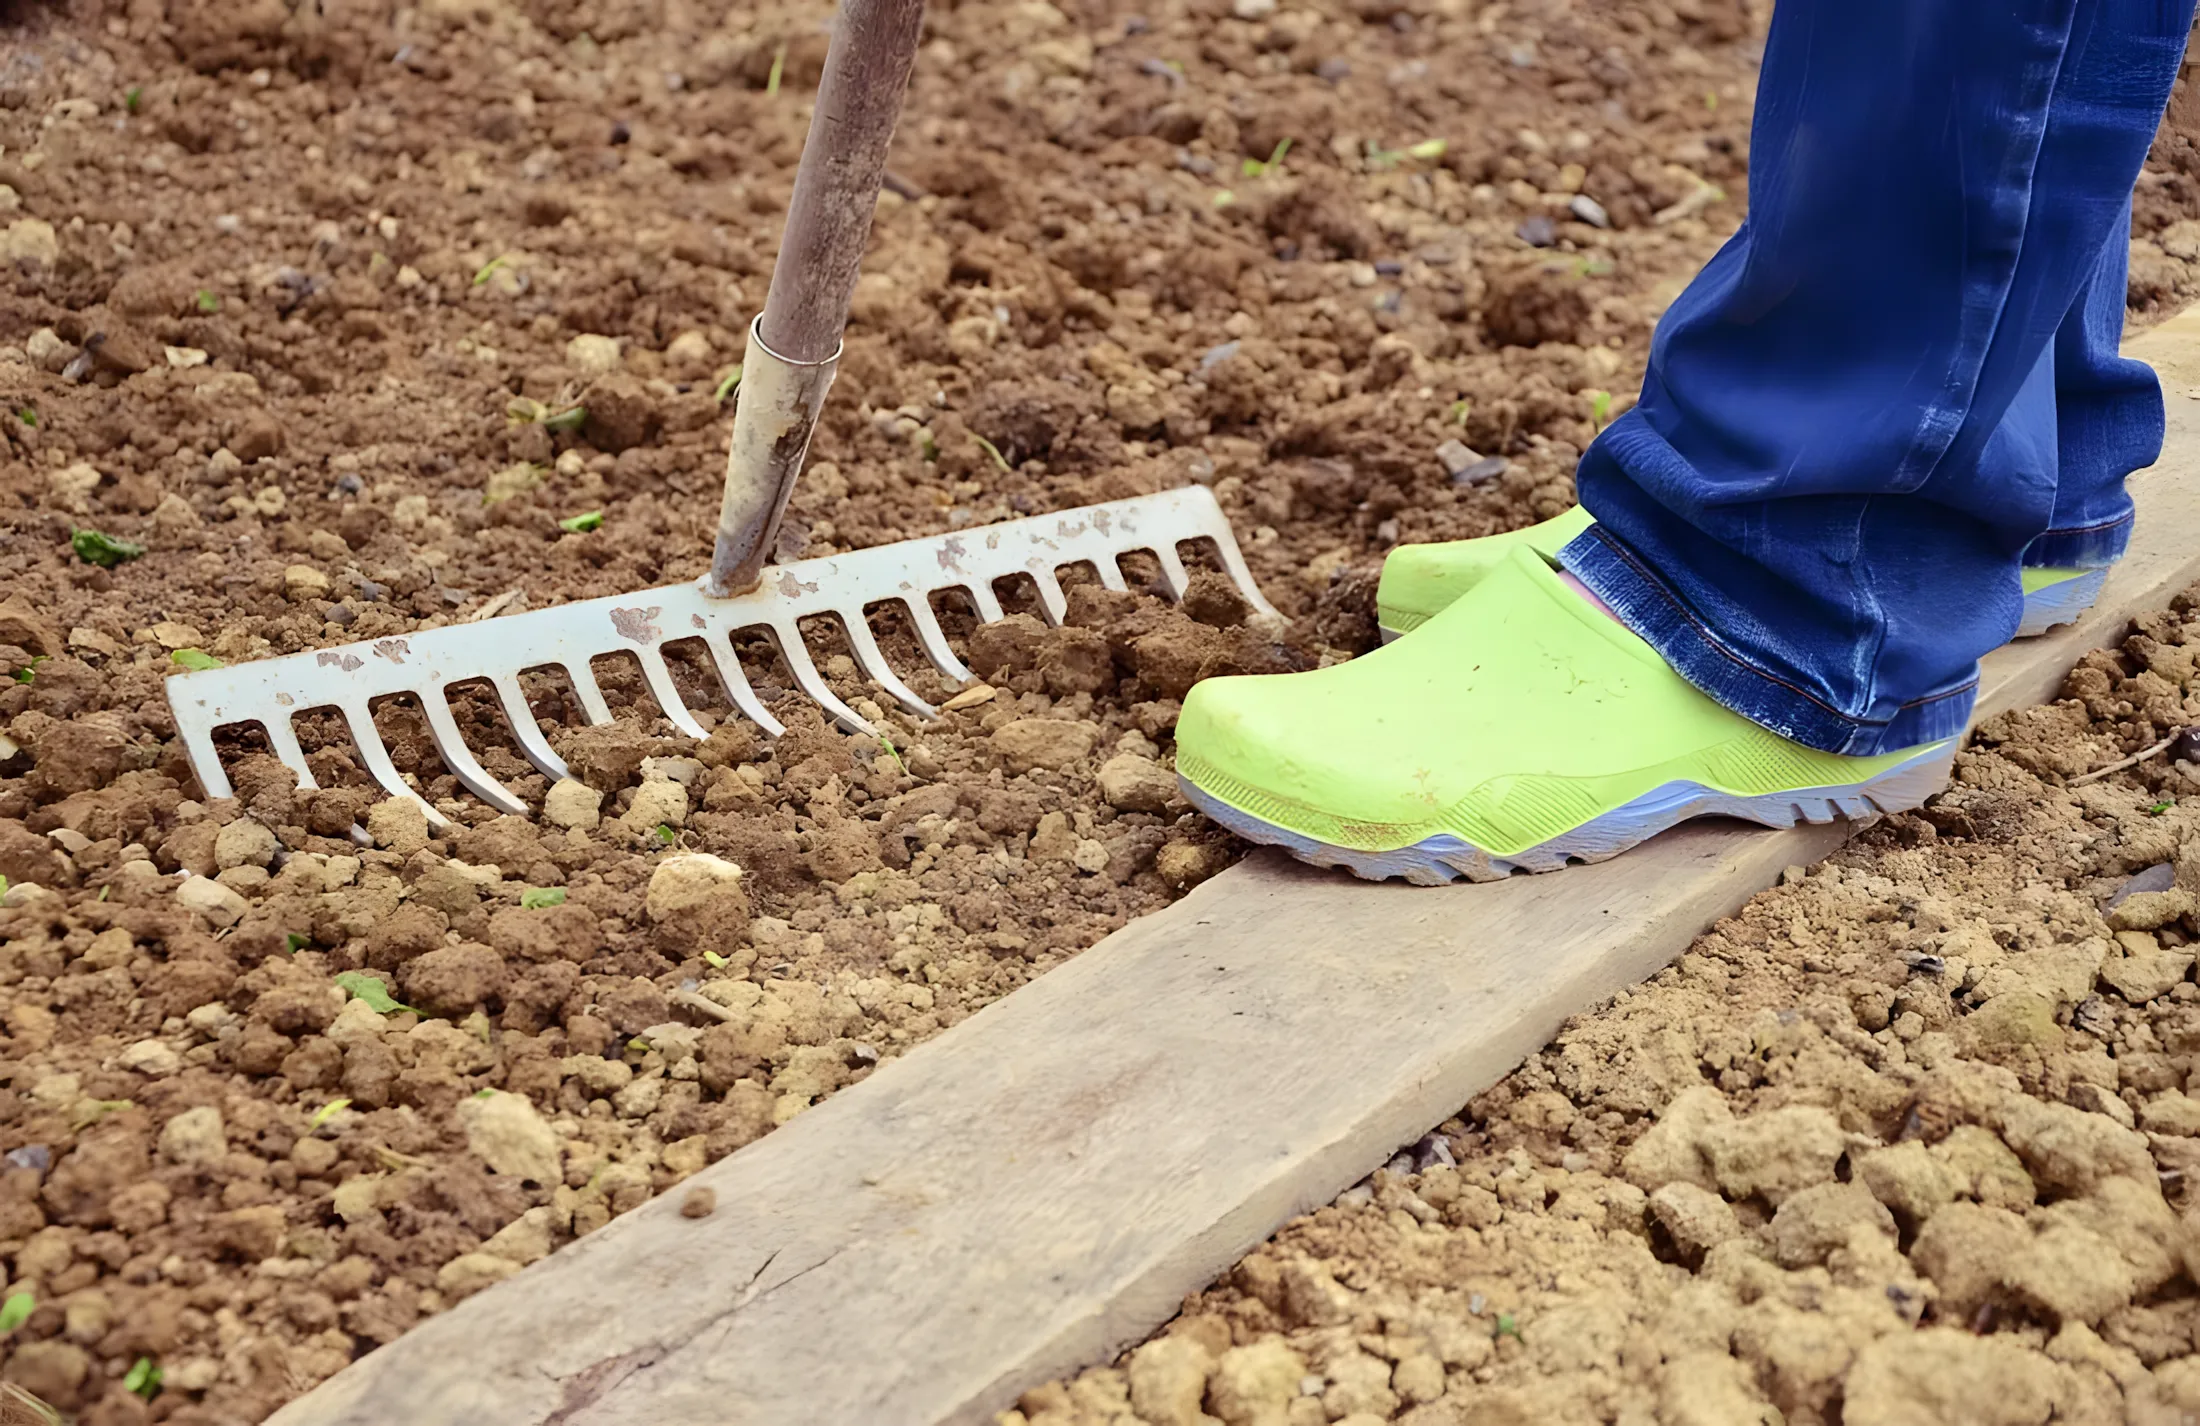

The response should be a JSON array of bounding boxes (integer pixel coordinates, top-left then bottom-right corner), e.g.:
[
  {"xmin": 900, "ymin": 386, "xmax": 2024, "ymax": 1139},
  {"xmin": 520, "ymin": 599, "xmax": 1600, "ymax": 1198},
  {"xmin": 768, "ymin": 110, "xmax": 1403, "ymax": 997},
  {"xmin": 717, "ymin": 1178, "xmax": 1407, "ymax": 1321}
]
[{"xmin": 272, "ymin": 324, "xmax": 2200, "ymax": 1426}]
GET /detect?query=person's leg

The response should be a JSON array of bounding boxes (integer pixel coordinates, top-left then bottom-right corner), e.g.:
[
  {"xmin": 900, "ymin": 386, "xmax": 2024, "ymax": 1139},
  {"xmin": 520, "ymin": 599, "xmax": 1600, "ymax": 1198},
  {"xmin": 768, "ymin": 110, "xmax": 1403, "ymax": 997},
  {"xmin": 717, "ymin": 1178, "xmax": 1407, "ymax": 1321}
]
[
  {"xmin": 1559, "ymin": 0, "xmax": 2194, "ymax": 756},
  {"xmin": 2031, "ymin": 198, "xmax": 2168, "ymax": 572}
]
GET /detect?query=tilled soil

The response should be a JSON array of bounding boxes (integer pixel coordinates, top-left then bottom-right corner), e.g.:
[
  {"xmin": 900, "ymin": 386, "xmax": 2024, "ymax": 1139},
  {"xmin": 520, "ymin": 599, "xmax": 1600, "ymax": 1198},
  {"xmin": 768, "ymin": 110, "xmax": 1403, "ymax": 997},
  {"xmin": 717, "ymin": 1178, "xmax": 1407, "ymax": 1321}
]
[
  {"xmin": 3, "ymin": 0, "xmax": 2199, "ymax": 1421},
  {"xmin": 1018, "ymin": 606, "xmax": 2200, "ymax": 1425}
]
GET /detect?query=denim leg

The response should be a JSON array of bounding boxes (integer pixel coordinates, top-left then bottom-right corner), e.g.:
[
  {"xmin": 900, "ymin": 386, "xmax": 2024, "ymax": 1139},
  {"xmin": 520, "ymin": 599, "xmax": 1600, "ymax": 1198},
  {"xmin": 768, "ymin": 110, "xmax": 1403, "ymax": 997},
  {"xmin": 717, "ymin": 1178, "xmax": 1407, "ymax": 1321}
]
[
  {"xmin": 1559, "ymin": 0, "xmax": 2194, "ymax": 756},
  {"xmin": 2027, "ymin": 199, "xmax": 2167, "ymax": 568}
]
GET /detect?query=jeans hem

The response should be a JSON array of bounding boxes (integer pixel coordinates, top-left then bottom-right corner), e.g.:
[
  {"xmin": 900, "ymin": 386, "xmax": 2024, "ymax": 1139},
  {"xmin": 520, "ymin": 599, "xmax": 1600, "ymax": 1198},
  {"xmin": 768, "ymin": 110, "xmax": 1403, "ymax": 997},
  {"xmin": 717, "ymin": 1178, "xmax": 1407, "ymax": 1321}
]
[
  {"xmin": 1558, "ymin": 528, "xmax": 1976, "ymax": 757},
  {"xmin": 2023, "ymin": 510, "xmax": 2133, "ymax": 569}
]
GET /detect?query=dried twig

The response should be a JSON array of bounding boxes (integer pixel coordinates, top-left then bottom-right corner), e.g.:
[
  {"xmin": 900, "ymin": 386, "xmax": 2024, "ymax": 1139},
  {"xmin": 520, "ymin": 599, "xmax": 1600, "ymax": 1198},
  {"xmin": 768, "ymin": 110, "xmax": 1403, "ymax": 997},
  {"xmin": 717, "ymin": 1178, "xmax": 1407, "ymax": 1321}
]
[
  {"xmin": 469, "ymin": 587, "xmax": 524, "ymax": 622},
  {"xmin": 670, "ymin": 987, "xmax": 738, "ymax": 1023},
  {"xmin": 2069, "ymin": 730, "xmax": 2182, "ymax": 787}
]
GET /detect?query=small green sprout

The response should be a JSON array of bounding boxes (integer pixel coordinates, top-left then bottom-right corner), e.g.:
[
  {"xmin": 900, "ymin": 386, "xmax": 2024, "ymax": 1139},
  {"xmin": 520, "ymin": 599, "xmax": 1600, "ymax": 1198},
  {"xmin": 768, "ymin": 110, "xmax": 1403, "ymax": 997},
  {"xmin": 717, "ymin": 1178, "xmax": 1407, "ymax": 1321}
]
[
  {"xmin": 0, "ymin": 875, "xmax": 9, "ymax": 901},
  {"xmin": 285, "ymin": 932, "xmax": 310, "ymax": 953},
  {"xmin": 171, "ymin": 648, "xmax": 224, "ymax": 671},
  {"xmin": 765, "ymin": 44, "xmax": 787, "ymax": 96},
  {"xmin": 1211, "ymin": 189, "xmax": 1237, "ymax": 209},
  {"xmin": 11, "ymin": 655, "xmax": 45, "ymax": 685},
  {"xmin": 702, "ymin": 950, "xmax": 730, "ymax": 969},
  {"xmin": 97, "ymin": 885, "xmax": 110, "ymax": 903},
  {"xmin": 71, "ymin": 1097, "xmax": 129, "ymax": 1129},
  {"xmin": 1704, "ymin": 91, "xmax": 1719, "ymax": 111},
  {"xmin": 970, "ymin": 433, "xmax": 1011, "ymax": 473},
  {"xmin": 2151, "ymin": 800, "xmax": 2175, "ymax": 815},
  {"xmin": 195, "ymin": 289, "xmax": 220, "ymax": 313},
  {"xmin": 917, "ymin": 430, "xmax": 939, "ymax": 463},
  {"xmin": 0, "ymin": 1292, "xmax": 33, "ymax": 1333},
  {"xmin": 1566, "ymin": 256, "xmax": 1615, "ymax": 279},
  {"xmin": 1366, "ymin": 137, "xmax": 1445, "ymax": 170},
  {"xmin": 1241, "ymin": 137, "xmax": 1291, "ymax": 179},
  {"xmin": 334, "ymin": 971, "xmax": 411, "ymax": 1015},
  {"xmin": 521, "ymin": 886, "xmax": 567, "ymax": 909},
  {"xmin": 653, "ymin": 824, "xmax": 676, "ymax": 846},
  {"xmin": 122, "ymin": 1357, "xmax": 162, "ymax": 1400},
  {"xmin": 1588, "ymin": 390, "xmax": 1613, "ymax": 431},
  {"xmin": 309, "ymin": 1098, "xmax": 351, "ymax": 1129},
  {"xmin": 558, "ymin": 510, "xmax": 603, "ymax": 534},
  {"xmin": 15, "ymin": 406, "xmax": 35, "ymax": 426},
  {"xmin": 1406, "ymin": 137, "xmax": 1448, "ymax": 161},
  {"xmin": 1449, "ymin": 398, "xmax": 1472, "ymax": 427},
  {"xmin": 72, "ymin": 529, "xmax": 147, "ymax": 568},
  {"xmin": 124, "ymin": 85, "xmax": 143, "ymax": 114},
  {"xmin": 471, "ymin": 254, "xmax": 515, "ymax": 287},
  {"xmin": 877, "ymin": 734, "xmax": 908, "ymax": 777},
  {"xmin": 471, "ymin": 1087, "xmax": 497, "ymax": 1100},
  {"xmin": 712, "ymin": 365, "xmax": 745, "ymax": 405},
  {"xmin": 1495, "ymin": 1312, "xmax": 1521, "ymax": 1341},
  {"xmin": 543, "ymin": 404, "xmax": 587, "ymax": 434}
]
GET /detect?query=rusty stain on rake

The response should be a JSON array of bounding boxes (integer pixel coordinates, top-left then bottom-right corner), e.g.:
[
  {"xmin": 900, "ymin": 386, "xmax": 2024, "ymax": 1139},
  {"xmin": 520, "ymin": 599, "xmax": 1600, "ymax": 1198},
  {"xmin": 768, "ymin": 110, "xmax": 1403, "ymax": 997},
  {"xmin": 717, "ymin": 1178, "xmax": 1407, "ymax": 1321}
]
[{"xmin": 166, "ymin": 487, "xmax": 1275, "ymax": 829}]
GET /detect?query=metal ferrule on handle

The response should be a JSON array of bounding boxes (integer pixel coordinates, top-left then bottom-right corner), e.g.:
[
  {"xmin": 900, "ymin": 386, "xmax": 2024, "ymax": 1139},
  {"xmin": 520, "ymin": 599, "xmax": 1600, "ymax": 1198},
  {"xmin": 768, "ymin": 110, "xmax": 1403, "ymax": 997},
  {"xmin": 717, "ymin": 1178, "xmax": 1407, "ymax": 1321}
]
[{"xmin": 703, "ymin": 316, "xmax": 841, "ymax": 598}]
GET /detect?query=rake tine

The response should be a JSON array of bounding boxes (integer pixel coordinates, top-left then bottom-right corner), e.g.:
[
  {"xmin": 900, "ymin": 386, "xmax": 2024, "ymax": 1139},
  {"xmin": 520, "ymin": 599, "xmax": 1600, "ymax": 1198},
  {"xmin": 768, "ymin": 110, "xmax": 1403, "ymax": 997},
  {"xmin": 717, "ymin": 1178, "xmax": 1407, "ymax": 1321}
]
[
  {"xmin": 964, "ymin": 578, "xmax": 1007, "ymax": 624},
  {"xmin": 262, "ymin": 713, "xmax": 321, "ymax": 792},
  {"xmin": 419, "ymin": 688, "xmax": 531, "ymax": 817},
  {"xmin": 700, "ymin": 629, "xmax": 788, "ymax": 737},
  {"xmin": 635, "ymin": 646, "xmax": 712, "ymax": 741},
  {"xmin": 766, "ymin": 621, "xmax": 877, "ymax": 736},
  {"xmin": 836, "ymin": 610, "xmax": 937, "ymax": 718},
  {"xmin": 1026, "ymin": 566, "xmax": 1069, "ymax": 626},
  {"xmin": 1152, "ymin": 544, "xmax": 1192, "ymax": 601},
  {"xmin": 181, "ymin": 724, "xmax": 234, "ymax": 799},
  {"xmin": 339, "ymin": 702, "xmax": 449, "ymax": 827},
  {"xmin": 562, "ymin": 661, "xmax": 616, "ymax": 725},
  {"xmin": 900, "ymin": 595, "xmax": 973, "ymax": 683},
  {"xmin": 1213, "ymin": 543, "xmax": 1282, "ymax": 621},
  {"xmin": 1092, "ymin": 557, "xmax": 1130, "ymax": 592},
  {"xmin": 490, "ymin": 672, "xmax": 574, "ymax": 783}
]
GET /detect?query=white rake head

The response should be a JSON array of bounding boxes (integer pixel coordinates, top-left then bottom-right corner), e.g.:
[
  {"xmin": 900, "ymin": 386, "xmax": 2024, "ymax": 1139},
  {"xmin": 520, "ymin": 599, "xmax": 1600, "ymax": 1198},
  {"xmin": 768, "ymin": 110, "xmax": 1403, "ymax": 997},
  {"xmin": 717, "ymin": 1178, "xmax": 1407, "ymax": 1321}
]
[{"xmin": 166, "ymin": 486, "xmax": 1276, "ymax": 827}]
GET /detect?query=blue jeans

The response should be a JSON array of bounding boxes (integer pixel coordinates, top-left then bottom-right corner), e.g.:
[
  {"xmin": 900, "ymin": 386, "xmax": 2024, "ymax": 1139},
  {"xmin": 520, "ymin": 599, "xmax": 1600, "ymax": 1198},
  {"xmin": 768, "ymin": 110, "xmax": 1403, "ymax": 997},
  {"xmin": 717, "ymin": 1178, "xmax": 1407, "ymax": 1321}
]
[{"xmin": 1560, "ymin": 0, "xmax": 2195, "ymax": 756}]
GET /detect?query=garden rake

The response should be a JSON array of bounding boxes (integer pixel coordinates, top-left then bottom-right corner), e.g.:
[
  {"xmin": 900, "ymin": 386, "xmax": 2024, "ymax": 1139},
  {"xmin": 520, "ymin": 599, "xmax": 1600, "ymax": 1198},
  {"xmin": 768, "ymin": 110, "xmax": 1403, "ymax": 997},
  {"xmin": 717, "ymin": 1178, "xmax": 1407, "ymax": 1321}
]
[{"xmin": 165, "ymin": 0, "xmax": 1275, "ymax": 827}]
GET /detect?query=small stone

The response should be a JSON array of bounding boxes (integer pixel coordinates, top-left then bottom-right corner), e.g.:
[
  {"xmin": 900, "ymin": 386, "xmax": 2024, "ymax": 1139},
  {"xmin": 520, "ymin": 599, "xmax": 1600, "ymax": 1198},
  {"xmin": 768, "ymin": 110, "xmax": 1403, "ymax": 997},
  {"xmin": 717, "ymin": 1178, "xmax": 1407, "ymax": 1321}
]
[
  {"xmin": 459, "ymin": 1090, "xmax": 562, "ymax": 1184},
  {"xmin": 2141, "ymin": 1092, "xmax": 2200, "ymax": 1137},
  {"xmin": 646, "ymin": 852, "xmax": 745, "ymax": 921},
  {"xmin": 566, "ymin": 332, "xmax": 622, "ymax": 374},
  {"xmin": 165, "ymin": 1357, "xmax": 221, "ymax": 1393},
  {"xmin": 1391, "ymin": 1353, "xmax": 1445, "ymax": 1405},
  {"xmin": 1127, "ymin": 1335, "xmax": 1213, "ymax": 1426},
  {"xmin": 1568, "ymin": 193, "xmax": 1611, "ymax": 227},
  {"xmin": 1231, "ymin": 0, "xmax": 1275, "ymax": 16},
  {"xmin": 1209, "ymin": 1339, "xmax": 1306, "ymax": 1425},
  {"xmin": 159, "ymin": 1105, "xmax": 226, "ymax": 1168},
  {"xmin": 1517, "ymin": 215, "xmax": 1558, "ymax": 247},
  {"xmin": 481, "ymin": 1205, "xmax": 558, "ymax": 1265},
  {"xmin": 623, "ymin": 777, "xmax": 689, "ymax": 833},
  {"xmin": 436, "ymin": 1252, "xmax": 521, "ymax": 1300},
  {"xmin": 175, "ymin": 874, "xmax": 249, "ymax": 927},
  {"xmin": 284, "ymin": 565, "xmax": 332, "ymax": 602},
  {"xmin": 1, "ymin": 217, "xmax": 59, "ymax": 266},
  {"xmin": 1156, "ymin": 840, "xmax": 1228, "ymax": 891},
  {"xmin": 117, "ymin": 1040, "xmax": 182, "ymax": 1077},
  {"xmin": 1096, "ymin": 753, "xmax": 1178, "ymax": 813},
  {"xmin": 2109, "ymin": 887, "xmax": 2196, "ymax": 932},
  {"xmin": 543, "ymin": 778, "xmax": 602, "ymax": 831},
  {"xmin": 681, "ymin": 1186, "xmax": 717, "ymax": 1218},
  {"xmin": 5, "ymin": 1341, "xmax": 88, "ymax": 1407},
  {"xmin": 2100, "ymin": 947, "xmax": 2195, "ymax": 1003},
  {"xmin": 366, "ymin": 797, "xmax": 432, "ymax": 856},
  {"xmin": 1855, "ymin": 1140, "xmax": 1955, "ymax": 1224},
  {"xmin": 1452, "ymin": 455, "xmax": 1510, "ymax": 485},
  {"xmin": 1648, "ymin": 1180, "xmax": 1741, "ymax": 1258},
  {"xmin": 664, "ymin": 330, "xmax": 712, "ymax": 368},
  {"xmin": 992, "ymin": 718, "xmax": 1102, "ymax": 773},
  {"xmin": 1769, "ymin": 1181, "xmax": 1896, "ymax": 1267},
  {"xmin": 1073, "ymin": 838, "xmax": 1111, "ymax": 874},
  {"xmin": 1435, "ymin": 438, "xmax": 1480, "ymax": 477},
  {"xmin": 214, "ymin": 818, "xmax": 279, "ymax": 870}
]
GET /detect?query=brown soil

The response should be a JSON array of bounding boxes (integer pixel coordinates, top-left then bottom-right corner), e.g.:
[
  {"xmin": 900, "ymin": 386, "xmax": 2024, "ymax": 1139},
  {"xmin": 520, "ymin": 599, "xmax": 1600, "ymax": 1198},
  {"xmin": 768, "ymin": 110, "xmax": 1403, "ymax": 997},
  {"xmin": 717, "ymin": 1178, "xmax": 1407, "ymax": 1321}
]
[
  {"xmin": 1014, "ymin": 614, "xmax": 2200, "ymax": 1422},
  {"xmin": 2, "ymin": 0, "xmax": 2198, "ymax": 1420}
]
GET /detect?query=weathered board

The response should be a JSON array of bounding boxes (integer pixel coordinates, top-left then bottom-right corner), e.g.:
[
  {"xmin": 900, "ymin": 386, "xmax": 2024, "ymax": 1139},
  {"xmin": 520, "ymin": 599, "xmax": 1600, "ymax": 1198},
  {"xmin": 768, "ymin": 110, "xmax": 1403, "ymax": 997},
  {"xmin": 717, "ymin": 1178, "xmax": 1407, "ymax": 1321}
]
[{"xmin": 271, "ymin": 313, "xmax": 2200, "ymax": 1426}]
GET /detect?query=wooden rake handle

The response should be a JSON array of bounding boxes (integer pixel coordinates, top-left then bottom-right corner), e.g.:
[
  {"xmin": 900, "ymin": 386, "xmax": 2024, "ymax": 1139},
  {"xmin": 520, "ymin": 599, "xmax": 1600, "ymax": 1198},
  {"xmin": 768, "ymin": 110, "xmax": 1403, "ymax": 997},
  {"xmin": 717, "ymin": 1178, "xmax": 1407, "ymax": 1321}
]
[{"xmin": 705, "ymin": 0, "xmax": 928, "ymax": 597}]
